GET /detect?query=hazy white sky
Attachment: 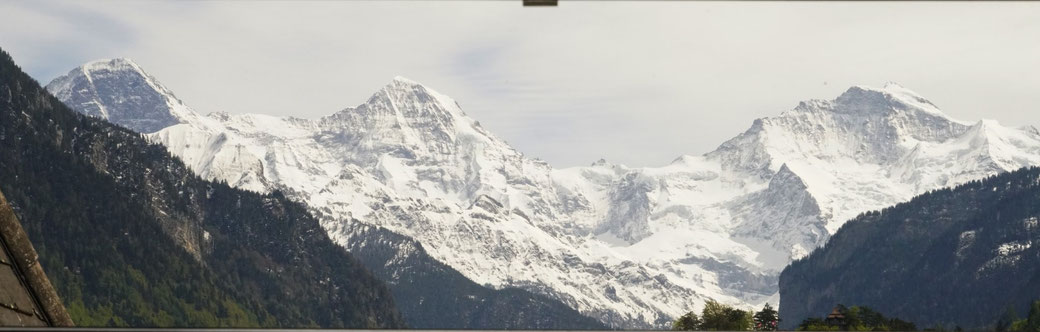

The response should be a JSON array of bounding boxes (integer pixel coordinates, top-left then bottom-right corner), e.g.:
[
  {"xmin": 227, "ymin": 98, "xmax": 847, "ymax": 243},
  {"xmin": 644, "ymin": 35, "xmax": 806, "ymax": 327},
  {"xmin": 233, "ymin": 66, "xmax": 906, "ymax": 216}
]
[{"xmin": 2, "ymin": 1, "xmax": 1039, "ymax": 167}]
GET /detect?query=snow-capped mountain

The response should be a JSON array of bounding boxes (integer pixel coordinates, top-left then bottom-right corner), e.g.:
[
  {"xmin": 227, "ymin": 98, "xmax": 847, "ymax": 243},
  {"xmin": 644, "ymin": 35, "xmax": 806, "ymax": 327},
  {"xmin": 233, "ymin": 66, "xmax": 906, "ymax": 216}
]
[
  {"xmin": 45, "ymin": 58, "xmax": 199, "ymax": 133},
  {"xmin": 47, "ymin": 59, "xmax": 1040, "ymax": 328}
]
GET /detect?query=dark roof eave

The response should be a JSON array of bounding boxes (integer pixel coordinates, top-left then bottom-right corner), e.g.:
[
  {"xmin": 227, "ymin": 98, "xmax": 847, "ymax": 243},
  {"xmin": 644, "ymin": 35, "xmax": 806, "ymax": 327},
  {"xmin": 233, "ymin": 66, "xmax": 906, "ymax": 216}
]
[{"xmin": 0, "ymin": 190, "xmax": 74, "ymax": 327}]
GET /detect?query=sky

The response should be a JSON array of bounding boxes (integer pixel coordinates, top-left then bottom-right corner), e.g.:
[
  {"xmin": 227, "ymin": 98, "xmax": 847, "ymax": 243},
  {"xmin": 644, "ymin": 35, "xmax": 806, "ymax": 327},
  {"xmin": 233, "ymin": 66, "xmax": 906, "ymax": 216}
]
[{"xmin": 2, "ymin": 1, "xmax": 1039, "ymax": 168}]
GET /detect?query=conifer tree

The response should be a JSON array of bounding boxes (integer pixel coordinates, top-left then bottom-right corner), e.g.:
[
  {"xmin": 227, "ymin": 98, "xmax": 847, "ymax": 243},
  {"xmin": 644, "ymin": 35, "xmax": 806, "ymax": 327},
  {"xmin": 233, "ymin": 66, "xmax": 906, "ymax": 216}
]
[
  {"xmin": 754, "ymin": 303, "xmax": 779, "ymax": 331},
  {"xmin": 1025, "ymin": 300, "xmax": 1040, "ymax": 332}
]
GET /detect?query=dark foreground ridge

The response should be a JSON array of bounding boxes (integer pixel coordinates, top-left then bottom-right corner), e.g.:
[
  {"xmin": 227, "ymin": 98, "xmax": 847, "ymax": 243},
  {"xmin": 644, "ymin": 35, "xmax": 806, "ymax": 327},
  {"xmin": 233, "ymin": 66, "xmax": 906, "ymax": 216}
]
[
  {"xmin": 0, "ymin": 190, "xmax": 73, "ymax": 327},
  {"xmin": 781, "ymin": 166, "xmax": 1040, "ymax": 330},
  {"xmin": 0, "ymin": 47, "xmax": 403, "ymax": 327}
]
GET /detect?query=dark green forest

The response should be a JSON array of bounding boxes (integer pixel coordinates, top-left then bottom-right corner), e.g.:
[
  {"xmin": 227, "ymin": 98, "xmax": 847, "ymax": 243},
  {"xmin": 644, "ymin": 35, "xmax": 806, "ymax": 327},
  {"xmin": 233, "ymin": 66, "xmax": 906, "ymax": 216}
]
[
  {"xmin": 795, "ymin": 305, "xmax": 917, "ymax": 331},
  {"xmin": 780, "ymin": 166, "xmax": 1040, "ymax": 330},
  {"xmin": 994, "ymin": 299, "xmax": 1040, "ymax": 332},
  {"xmin": 0, "ymin": 48, "xmax": 403, "ymax": 327}
]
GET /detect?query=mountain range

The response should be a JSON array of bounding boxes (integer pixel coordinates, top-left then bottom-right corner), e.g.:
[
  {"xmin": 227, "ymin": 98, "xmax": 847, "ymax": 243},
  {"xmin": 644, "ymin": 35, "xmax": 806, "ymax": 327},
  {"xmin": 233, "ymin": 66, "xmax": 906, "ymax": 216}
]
[
  {"xmin": 34, "ymin": 55, "xmax": 602, "ymax": 329},
  {"xmin": 47, "ymin": 58, "xmax": 1040, "ymax": 328}
]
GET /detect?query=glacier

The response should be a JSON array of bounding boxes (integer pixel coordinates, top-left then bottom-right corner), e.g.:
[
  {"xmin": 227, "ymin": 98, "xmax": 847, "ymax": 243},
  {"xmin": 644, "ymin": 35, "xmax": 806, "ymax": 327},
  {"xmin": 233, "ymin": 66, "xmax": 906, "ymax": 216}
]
[{"xmin": 47, "ymin": 59, "xmax": 1040, "ymax": 328}]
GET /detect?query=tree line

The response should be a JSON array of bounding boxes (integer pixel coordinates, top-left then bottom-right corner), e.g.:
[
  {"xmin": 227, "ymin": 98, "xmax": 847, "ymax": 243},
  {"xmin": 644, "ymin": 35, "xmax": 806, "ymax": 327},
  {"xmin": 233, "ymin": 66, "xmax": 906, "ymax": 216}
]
[
  {"xmin": 795, "ymin": 304, "xmax": 916, "ymax": 331},
  {"xmin": 778, "ymin": 166, "xmax": 1040, "ymax": 329},
  {"xmin": 675, "ymin": 299, "xmax": 1040, "ymax": 331},
  {"xmin": 672, "ymin": 300, "xmax": 779, "ymax": 331},
  {"xmin": 995, "ymin": 300, "xmax": 1040, "ymax": 332},
  {"xmin": 671, "ymin": 301, "xmax": 914, "ymax": 331}
]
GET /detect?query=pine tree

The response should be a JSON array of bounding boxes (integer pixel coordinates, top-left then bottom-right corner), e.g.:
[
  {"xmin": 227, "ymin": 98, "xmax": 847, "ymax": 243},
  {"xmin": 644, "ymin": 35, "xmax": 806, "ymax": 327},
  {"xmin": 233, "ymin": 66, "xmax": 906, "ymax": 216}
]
[
  {"xmin": 995, "ymin": 306, "xmax": 1017, "ymax": 332},
  {"xmin": 1025, "ymin": 300, "xmax": 1040, "ymax": 332},
  {"xmin": 754, "ymin": 303, "xmax": 779, "ymax": 331}
]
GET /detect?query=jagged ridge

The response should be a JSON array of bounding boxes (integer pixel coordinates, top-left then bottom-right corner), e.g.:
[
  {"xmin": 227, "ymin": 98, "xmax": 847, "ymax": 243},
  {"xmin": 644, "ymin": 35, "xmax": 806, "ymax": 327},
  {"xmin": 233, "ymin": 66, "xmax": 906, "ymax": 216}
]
[{"xmin": 48, "ymin": 59, "xmax": 1040, "ymax": 328}]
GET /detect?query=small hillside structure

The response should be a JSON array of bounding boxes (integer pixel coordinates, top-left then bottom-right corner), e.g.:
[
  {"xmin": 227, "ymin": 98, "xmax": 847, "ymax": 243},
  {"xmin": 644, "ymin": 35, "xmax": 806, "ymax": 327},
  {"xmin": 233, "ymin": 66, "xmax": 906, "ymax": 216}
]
[{"xmin": 825, "ymin": 306, "xmax": 848, "ymax": 330}]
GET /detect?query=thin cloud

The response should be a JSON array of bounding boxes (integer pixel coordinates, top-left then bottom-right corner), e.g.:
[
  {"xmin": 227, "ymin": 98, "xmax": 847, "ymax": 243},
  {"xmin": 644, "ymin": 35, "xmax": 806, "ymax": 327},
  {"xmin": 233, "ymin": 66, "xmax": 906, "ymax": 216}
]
[{"xmin": 1, "ymin": 1, "xmax": 1039, "ymax": 167}]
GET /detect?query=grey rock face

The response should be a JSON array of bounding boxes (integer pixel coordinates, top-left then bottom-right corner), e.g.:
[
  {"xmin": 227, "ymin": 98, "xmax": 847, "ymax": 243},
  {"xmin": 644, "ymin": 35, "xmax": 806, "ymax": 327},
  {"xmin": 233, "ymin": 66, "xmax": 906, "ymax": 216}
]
[
  {"xmin": 729, "ymin": 164, "xmax": 829, "ymax": 260},
  {"xmin": 598, "ymin": 172, "xmax": 656, "ymax": 244},
  {"xmin": 46, "ymin": 59, "xmax": 182, "ymax": 133}
]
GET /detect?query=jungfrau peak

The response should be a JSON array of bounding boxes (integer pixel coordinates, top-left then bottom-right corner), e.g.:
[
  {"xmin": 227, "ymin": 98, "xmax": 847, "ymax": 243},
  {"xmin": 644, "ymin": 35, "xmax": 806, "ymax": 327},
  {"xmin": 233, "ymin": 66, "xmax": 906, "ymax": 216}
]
[{"xmin": 47, "ymin": 60, "xmax": 1040, "ymax": 328}]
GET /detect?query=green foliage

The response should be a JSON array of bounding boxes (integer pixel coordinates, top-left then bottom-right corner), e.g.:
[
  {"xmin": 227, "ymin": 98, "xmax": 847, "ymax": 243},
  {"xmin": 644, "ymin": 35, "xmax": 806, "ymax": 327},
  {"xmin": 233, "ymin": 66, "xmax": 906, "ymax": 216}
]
[
  {"xmin": 753, "ymin": 303, "xmax": 779, "ymax": 331},
  {"xmin": 673, "ymin": 311, "xmax": 701, "ymax": 331},
  {"xmin": 998, "ymin": 300, "xmax": 1040, "ymax": 332},
  {"xmin": 1013, "ymin": 320, "xmax": 1030, "ymax": 332},
  {"xmin": 798, "ymin": 318, "xmax": 837, "ymax": 331},
  {"xmin": 797, "ymin": 305, "xmax": 915, "ymax": 331},
  {"xmin": 0, "ymin": 48, "xmax": 403, "ymax": 328},
  {"xmin": 672, "ymin": 299, "xmax": 762, "ymax": 331},
  {"xmin": 1026, "ymin": 300, "xmax": 1040, "ymax": 332},
  {"xmin": 888, "ymin": 318, "xmax": 919, "ymax": 331},
  {"xmin": 997, "ymin": 306, "xmax": 1019, "ymax": 332},
  {"xmin": 699, "ymin": 299, "xmax": 752, "ymax": 331}
]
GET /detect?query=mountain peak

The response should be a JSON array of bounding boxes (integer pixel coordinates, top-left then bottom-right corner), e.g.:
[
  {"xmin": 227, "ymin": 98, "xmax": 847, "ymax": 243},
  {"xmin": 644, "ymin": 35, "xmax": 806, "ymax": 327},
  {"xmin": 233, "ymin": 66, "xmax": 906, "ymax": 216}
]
[
  {"xmin": 373, "ymin": 76, "xmax": 468, "ymax": 119},
  {"xmin": 379, "ymin": 76, "xmax": 430, "ymax": 97},
  {"xmin": 81, "ymin": 58, "xmax": 142, "ymax": 73},
  {"xmin": 786, "ymin": 83, "xmax": 945, "ymax": 120},
  {"xmin": 1021, "ymin": 125, "xmax": 1040, "ymax": 136},
  {"xmin": 319, "ymin": 75, "xmax": 508, "ymax": 165},
  {"xmin": 392, "ymin": 75, "xmax": 420, "ymax": 85},
  {"xmin": 831, "ymin": 83, "xmax": 948, "ymax": 119},
  {"xmin": 383, "ymin": 76, "xmax": 432, "ymax": 94},
  {"xmin": 47, "ymin": 59, "xmax": 191, "ymax": 133},
  {"xmin": 772, "ymin": 164, "xmax": 808, "ymax": 190}
]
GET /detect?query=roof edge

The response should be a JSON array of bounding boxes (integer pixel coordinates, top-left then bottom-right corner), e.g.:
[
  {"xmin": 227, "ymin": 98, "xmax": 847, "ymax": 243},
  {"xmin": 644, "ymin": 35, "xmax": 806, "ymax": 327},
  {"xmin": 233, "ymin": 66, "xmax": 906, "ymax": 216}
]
[{"xmin": 0, "ymin": 190, "xmax": 74, "ymax": 327}]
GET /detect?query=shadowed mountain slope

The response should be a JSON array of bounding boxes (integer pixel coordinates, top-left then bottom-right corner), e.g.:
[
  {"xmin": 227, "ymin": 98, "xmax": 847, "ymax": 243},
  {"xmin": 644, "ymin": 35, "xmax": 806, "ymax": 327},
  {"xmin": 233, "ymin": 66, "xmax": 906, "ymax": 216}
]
[
  {"xmin": 0, "ymin": 48, "xmax": 403, "ymax": 328},
  {"xmin": 780, "ymin": 166, "xmax": 1040, "ymax": 329}
]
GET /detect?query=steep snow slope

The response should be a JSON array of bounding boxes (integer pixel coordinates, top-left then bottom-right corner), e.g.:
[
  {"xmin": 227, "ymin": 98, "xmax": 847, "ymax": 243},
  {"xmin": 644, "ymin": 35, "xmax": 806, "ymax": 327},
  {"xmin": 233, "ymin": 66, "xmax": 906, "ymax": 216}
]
[{"xmin": 48, "ymin": 60, "xmax": 1040, "ymax": 328}]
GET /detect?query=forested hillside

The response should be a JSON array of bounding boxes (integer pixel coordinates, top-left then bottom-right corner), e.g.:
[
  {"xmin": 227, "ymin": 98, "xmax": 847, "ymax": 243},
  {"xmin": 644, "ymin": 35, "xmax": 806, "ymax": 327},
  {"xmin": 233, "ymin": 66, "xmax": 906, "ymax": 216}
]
[
  {"xmin": 780, "ymin": 166, "xmax": 1040, "ymax": 329},
  {"xmin": 0, "ymin": 48, "xmax": 403, "ymax": 327}
]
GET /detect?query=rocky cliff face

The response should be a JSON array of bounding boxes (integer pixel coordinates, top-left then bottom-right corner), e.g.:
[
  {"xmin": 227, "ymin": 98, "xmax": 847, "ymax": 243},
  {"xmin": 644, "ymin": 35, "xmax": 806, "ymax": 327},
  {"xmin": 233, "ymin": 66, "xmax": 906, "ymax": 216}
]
[
  {"xmin": 45, "ymin": 59, "xmax": 188, "ymax": 133},
  {"xmin": 49, "ymin": 59, "xmax": 1040, "ymax": 328}
]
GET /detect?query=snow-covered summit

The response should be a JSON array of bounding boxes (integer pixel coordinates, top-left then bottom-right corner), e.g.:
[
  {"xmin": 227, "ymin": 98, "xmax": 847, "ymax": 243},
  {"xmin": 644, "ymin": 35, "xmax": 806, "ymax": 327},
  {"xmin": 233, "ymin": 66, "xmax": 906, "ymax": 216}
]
[
  {"xmin": 83, "ymin": 57, "xmax": 140, "ymax": 72},
  {"xmin": 831, "ymin": 82, "xmax": 950, "ymax": 119},
  {"xmin": 46, "ymin": 58, "xmax": 195, "ymax": 133},
  {"xmin": 391, "ymin": 75, "xmax": 422, "ymax": 85},
  {"xmin": 48, "ymin": 62, "xmax": 1040, "ymax": 329}
]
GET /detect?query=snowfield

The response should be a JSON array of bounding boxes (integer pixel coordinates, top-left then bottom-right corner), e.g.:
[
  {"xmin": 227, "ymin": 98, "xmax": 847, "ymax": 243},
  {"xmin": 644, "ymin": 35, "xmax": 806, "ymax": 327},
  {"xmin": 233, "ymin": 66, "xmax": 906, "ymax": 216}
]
[{"xmin": 48, "ymin": 59, "xmax": 1040, "ymax": 328}]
